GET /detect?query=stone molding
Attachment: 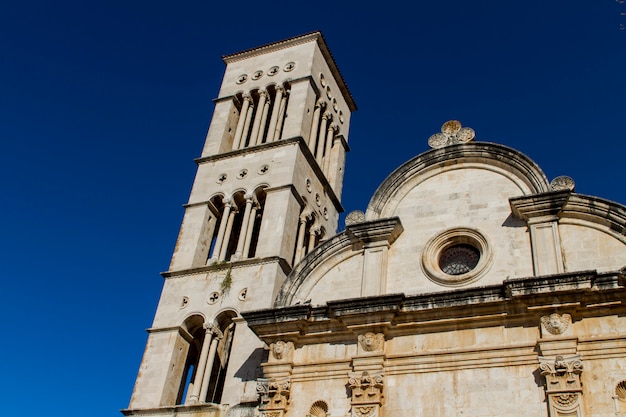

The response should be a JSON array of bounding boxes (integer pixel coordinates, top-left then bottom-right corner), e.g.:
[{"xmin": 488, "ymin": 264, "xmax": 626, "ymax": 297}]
[
  {"xmin": 121, "ymin": 403, "xmax": 226, "ymax": 417},
  {"xmin": 244, "ymin": 270, "xmax": 625, "ymax": 342},
  {"xmin": 193, "ymin": 136, "xmax": 345, "ymax": 213},
  {"xmin": 161, "ymin": 256, "xmax": 292, "ymax": 279},
  {"xmin": 366, "ymin": 142, "xmax": 551, "ymax": 220},
  {"xmin": 275, "ymin": 218, "xmax": 403, "ymax": 307},
  {"xmin": 509, "ymin": 190, "xmax": 571, "ymax": 221}
]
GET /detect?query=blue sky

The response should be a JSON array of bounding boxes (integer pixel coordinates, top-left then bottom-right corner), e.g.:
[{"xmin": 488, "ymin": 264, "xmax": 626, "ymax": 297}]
[{"xmin": 0, "ymin": 1, "xmax": 624, "ymax": 415}]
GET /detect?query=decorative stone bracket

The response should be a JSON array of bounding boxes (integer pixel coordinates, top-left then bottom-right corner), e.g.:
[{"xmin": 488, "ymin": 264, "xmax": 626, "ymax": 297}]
[
  {"xmin": 257, "ymin": 377, "xmax": 291, "ymax": 417},
  {"xmin": 538, "ymin": 355, "xmax": 584, "ymax": 417},
  {"xmin": 347, "ymin": 371, "xmax": 384, "ymax": 417}
]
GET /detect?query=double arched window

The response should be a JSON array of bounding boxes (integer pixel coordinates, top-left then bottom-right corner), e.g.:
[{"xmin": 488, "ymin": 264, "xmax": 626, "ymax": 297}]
[{"xmin": 178, "ymin": 311, "xmax": 237, "ymax": 405}]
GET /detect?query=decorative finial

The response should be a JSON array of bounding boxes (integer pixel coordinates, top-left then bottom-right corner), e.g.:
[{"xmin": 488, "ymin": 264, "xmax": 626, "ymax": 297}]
[
  {"xmin": 550, "ymin": 176, "xmax": 575, "ymax": 191},
  {"xmin": 345, "ymin": 210, "xmax": 366, "ymax": 226},
  {"xmin": 428, "ymin": 120, "xmax": 475, "ymax": 149}
]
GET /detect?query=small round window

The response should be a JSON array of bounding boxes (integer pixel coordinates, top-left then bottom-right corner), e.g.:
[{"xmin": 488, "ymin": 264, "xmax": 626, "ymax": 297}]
[
  {"xmin": 439, "ymin": 244, "xmax": 480, "ymax": 275},
  {"xmin": 422, "ymin": 228, "xmax": 492, "ymax": 286}
]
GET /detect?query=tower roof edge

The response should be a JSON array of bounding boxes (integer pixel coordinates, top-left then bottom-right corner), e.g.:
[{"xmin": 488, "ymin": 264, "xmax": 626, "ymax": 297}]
[{"xmin": 222, "ymin": 31, "xmax": 357, "ymax": 112}]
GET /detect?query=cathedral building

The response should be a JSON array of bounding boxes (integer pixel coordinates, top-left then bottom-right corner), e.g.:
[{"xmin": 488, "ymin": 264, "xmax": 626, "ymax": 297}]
[{"xmin": 123, "ymin": 32, "xmax": 626, "ymax": 417}]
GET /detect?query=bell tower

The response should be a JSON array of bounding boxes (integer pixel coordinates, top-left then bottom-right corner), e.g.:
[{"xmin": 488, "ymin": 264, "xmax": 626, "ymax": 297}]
[{"xmin": 124, "ymin": 32, "xmax": 356, "ymax": 416}]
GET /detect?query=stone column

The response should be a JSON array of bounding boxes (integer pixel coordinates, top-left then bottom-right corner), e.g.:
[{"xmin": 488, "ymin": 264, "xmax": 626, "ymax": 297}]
[
  {"xmin": 248, "ymin": 89, "xmax": 268, "ymax": 147},
  {"xmin": 242, "ymin": 203, "xmax": 259, "ymax": 259},
  {"xmin": 307, "ymin": 226, "xmax": 318, "ymax": 253},
  {"xmin": 323, "ymin": 124, "xmax": 338, "ymax": 174},
  {"xmin": 239, "ymin": 101, "xmax": 255, "ymax": 149},
  {"xmin": 232, "ymin": 194, "xmax": 254, "ymax": 261},
  {"xmin": 208, "ymin": 199, "xmax": 232, "ymax": 264},
  {"xmin": 266, "ymin": 85, "xmax": 284, "ymax": 143},
  {"xmin": 219, "ymin": 205, "xmax": 238, "ymax": 261},
  {"xmin": 272, "ymin": 89, "xmax": 288, "ymax": 141},
  {"xmin": 199, "ymin": 327, "xmax": 224, "ymax": 403},
  {"xmin": 232, "ymin": 94, "xmax": 252, "ymax": 150},
  {"xmin": 316, "ymin": 112, "xmax": 331, "ymax": 164},
  {"xmin": 257, "ymin": 95, "xmax": 271, "ymax": 144},
  {"xmin": 308, "ymin": 99, "xmax": 325, "ymax": 152},
  {"xmin": 186, "ymin": 324, "xmax": 218, "ymax": 404},
  {"xmin": 293, "ymin": 215, "xmax": 308, "ymax": 265}
]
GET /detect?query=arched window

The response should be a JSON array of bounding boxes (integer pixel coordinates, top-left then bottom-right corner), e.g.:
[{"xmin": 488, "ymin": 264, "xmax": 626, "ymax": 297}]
[
  {"xmin": 207, "ymin": 188, "xmax": 267, "ymax": 263},
  {"xmin": 179, "ymin": 311, "xmax": 238, "ymax": 405}
]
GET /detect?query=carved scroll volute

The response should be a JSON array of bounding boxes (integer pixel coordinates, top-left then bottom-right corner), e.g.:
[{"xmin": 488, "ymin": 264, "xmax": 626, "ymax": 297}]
[
  {"xmin": 347, "ymin": 372, "xmax": 384, "ymax": 417},
  {"xmin": 357, "ymin": 333, "xmax": 385, "ymax": 355},
  {"xmin": 257, "ymin": 377, "xmax": 291, "ymax": 417},
  {"xmin": 538, "ymin": 355, "xmax": 584, "ymax": 417},
  {"xmin": 269, "ymin": 340, "xmax": 294, "ymax": 362}
]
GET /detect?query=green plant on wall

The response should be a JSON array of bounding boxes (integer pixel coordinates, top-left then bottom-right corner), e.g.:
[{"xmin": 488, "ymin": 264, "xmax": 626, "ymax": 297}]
[{"xmin": 220, "ymin": 263, "xmax": 233, "ymax": 295}]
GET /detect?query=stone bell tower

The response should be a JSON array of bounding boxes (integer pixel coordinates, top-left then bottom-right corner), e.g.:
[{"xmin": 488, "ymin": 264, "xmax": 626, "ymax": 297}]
[{"xmin": 123, "ymin": 32, "xmax": 356, "ymax": 417}]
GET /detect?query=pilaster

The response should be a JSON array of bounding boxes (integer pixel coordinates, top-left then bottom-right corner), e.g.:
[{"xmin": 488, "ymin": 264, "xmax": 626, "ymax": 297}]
[{"xmin": 510, "ymin": 190, "xmax": 570, "ymax": 275}]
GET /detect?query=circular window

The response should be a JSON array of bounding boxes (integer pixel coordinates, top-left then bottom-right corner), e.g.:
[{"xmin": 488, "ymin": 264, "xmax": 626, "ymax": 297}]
[
  {"xmin": 422, "ymin": 228, "xmax": 492, "ymax": 286},
  {"xmin": 439, "ymin": 244, "xmax": 480, "ymax": 275}
]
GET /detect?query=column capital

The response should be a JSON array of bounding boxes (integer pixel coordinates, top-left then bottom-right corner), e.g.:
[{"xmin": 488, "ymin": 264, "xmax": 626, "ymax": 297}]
[
  {"xmin": 242, "ymin": 93, "xmax": 253, "ymax": 103},
  {"xmin": 203, "ymin": 322, "xmax": 224, "ymax": 339},
  {"xmin": 258, "ymin": 88, "xmax": 269, "ymax": 98},
  {"xmin": 328, "ymin": 123, "xmax": 339, "ymax": 133},
  {"xmin": 316, "ymin": 99, "xmax": 327, "ymax": 108},
  {"xmin": 275, "ymin": 84, "xmax": 285, "ymax": 94},
  {"xmin": 222, "ymin": 196, "xmax": 234, "ymax": 206},
  {"xmin": 322, "ymin": 111, "xmax": 333, "ymax": 121}
]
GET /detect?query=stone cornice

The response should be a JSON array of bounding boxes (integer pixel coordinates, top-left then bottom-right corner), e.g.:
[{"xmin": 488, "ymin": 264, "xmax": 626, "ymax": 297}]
[
  {"xmin": 509, "ymin": 190, "xmax": 571, "ymax": 221},
  {"xmin": 193, "ymin": 136, "xmax": 344, "ymax": 214},
  {"xmin": 346, "ymin": 217, "xmax": 403, "ymax": 245},
  {"xmin": 222, "ymin": 31, "xmax": 357, "ymax": 111},
  {"xmin": 561, "ymin": 193, "xmax": 626, "ymax": 241},
  {"xmin": 161, "ymin": 256, "xmax": 291, "ymax": 279},
  {"xmin": 244, "ymin": 269, "xmax": 625, "ymax": 343},
  {"xmin": 121, "ymin": 403, "xmax": 227, "ymax": 416}
]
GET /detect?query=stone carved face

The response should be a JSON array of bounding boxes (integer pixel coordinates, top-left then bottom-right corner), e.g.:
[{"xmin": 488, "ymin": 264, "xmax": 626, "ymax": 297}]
[
  {"xmin": 357, "ymin": 332, "xmax": 383, "ymax": 352},
  {"xmin": 270, "ymin": 341, "xmax": 292, "ymax": 361},
  {"xmin": 541, "ymin": 313, "xmax": 571, "ymax": 335}
]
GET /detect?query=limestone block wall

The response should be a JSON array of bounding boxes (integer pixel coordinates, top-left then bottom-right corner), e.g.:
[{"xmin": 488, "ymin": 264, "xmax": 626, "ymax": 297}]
[
  {"xmin": 386, "ymin": 166, "xmax": 535, "ymax": 294},
  {"xmin": 559, "ymin": 222, "xmax": 626, "ymax": 273},
  {"xmin": 153, "ymin": 261, "xmax": 289, "ymax": 329}
]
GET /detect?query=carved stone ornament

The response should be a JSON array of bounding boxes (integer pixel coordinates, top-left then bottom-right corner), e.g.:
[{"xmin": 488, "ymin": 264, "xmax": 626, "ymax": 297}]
[
  {"xmin": 538, "ymin": 355, "xmax": 584, "ymax": 417},
  {"xmin": 348, "ymin": 372, "xmax": 384, "ymax": 417},
  {"xmin": 345, "ymin": 210, "xmax": 366, "ymax": 226},
  {"xmin": 428, "ymin": 120, "xmax": 475, "ymax": 149},
  {"xmin": 540, "ymin": 313, "xmax": 572, "ymax": 336},
  {"xmin": 269, "ymin": 340, "xmax": 294, "ymax": 361},
  {"xmin": 357, "ymin": 332, "xmax": 384, "ymax": 353},
  {"xmin": 550, "ymin": 175, "xmax": 575, "ymax": 191},
  {"xmin": 258, "ymin": 377, "xmax": 291, "ymax": 417}
]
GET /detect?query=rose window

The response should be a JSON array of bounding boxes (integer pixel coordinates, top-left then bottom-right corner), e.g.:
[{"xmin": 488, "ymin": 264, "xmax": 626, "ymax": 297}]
[{"xmin": 439, "ymin": 244, "xmax": 480, "ymax": 275}]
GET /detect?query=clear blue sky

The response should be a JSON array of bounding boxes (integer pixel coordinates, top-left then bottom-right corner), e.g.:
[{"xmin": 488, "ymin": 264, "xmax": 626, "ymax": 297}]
[{"xmin": 0, "ymin": 1, "xmax": 624, "ymax": 415}]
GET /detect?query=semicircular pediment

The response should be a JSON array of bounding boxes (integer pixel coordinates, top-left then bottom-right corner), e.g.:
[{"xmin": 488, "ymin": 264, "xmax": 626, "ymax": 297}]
[{"xmin": 366, "ymin": 142, "xmax": 550, "ymax": 220}]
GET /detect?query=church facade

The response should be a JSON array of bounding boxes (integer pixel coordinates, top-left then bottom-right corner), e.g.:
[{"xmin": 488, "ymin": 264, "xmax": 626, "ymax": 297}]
[{"xmin": 124, "ymin": 32, "xmax": 626, "ymax": 417}]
